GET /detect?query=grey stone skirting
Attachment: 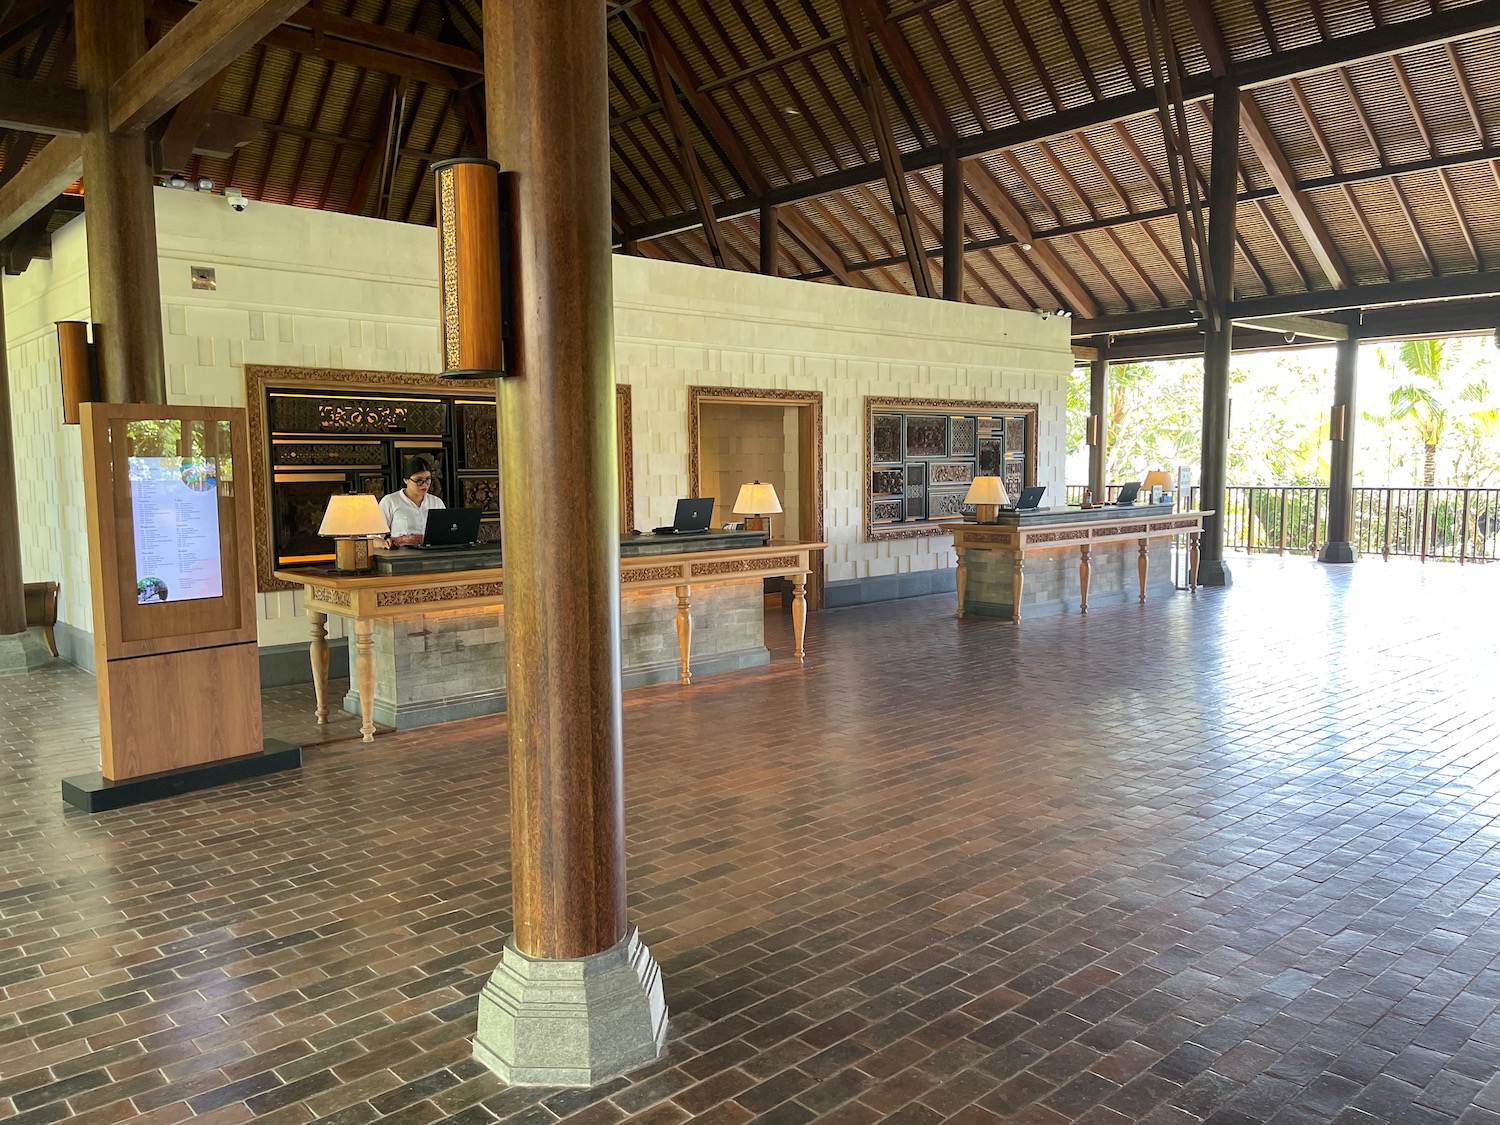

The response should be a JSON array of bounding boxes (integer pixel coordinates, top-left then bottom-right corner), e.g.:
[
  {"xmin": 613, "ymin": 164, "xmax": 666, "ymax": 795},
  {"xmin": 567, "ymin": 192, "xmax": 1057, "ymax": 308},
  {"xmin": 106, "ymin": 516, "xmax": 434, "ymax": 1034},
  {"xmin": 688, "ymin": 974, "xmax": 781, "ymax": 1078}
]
[{"xmin": 824, "ymin": 568, "xmax": 958, "ymax": 609}]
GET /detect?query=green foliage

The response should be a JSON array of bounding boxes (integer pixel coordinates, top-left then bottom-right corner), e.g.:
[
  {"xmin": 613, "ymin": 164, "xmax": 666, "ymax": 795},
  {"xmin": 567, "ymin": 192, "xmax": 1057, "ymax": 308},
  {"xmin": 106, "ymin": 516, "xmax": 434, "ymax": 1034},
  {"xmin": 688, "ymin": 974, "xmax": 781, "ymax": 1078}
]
[{"xmin": 1068, "ymin": 336, "xmax": 1500, "ymax": 489}]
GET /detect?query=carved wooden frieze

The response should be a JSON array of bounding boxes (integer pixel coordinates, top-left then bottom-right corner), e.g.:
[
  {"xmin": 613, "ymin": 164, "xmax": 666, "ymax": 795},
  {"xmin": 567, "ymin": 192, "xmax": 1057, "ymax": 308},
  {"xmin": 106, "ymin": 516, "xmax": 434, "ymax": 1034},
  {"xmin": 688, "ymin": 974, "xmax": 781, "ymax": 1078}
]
[
  {"xmin": 622, "ymin": 565, "xmax": 687, "ymax": 583},
  {"xmin": 1095, "ymin": 523, "xmax": 1149, "ymax": 537},
  {"xmin": 1023, "ymin": 529, "xmax": 1091, "ymax": 544},
  {"xmin": 309, "ymin": 586, "xmax": 351, "ymax": 607},
  {"xmin": 375, "ymin": 581, "xmax": 504, "ymax": 607},
  {"xmin": 690, "ymin": 554, "xmax": 802, "ymax": 577}
]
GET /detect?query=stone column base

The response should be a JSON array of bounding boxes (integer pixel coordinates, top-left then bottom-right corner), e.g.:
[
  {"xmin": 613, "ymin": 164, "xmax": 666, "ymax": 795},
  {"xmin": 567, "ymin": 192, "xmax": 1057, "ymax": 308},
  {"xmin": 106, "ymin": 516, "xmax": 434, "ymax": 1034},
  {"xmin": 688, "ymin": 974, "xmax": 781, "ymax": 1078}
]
[
  {"xmin": 1196, "ymin": 558, "xmax": 1233, "ymax": 587},
  {"xmin": 0, "ymin": 631, "xmax": 55, "ymax": 676},
  {"xmin": 1318, "ymin": 541, "xmax": 1357, "ymax": 564},
  {"xmin": 473, "ymin": 924, "xmax": 667, "ymax": 1086}
]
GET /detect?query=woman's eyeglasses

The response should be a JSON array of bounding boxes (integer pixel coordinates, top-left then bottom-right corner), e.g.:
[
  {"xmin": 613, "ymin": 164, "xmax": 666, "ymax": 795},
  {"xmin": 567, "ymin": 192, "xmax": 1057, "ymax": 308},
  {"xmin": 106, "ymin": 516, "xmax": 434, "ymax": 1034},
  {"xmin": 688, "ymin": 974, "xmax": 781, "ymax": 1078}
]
[{"xmin": 408, "ymin": 476, "xmax": 433, "ymax": 486}]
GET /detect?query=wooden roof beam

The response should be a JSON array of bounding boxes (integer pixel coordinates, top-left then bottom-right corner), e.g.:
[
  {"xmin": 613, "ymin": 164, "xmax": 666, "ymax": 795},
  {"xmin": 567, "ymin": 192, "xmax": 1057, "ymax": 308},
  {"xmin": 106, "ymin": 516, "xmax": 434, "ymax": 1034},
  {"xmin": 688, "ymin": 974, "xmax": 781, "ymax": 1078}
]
[
  {"xmin": 112, "ymin": 0, "xmax": 307, "ymax": 133},
  {"xmin": 835, "ymin": 0, "xmax": 932, "ymax": 297},
  {"xmin": 624, "ymin": 4, "xmax": 1500, "ymax": 247},
  {"xmin": 636, "ymin": 16, "xmax": 726, "ymax": 269},
  {"xmin": 0, "ymin": 72, "xmax": 85, "ymax": 134},
  {"xmin": 965, "ymin": 171, "xmax": 1100, "ymax": 318},
  {"xmin": 1232, "ymin": 314, "xmax": 1350, "ymax": 340},
  {"xmin": 148, "ymin": 1, "xmax": 463, "ymax": 88},
  {"xmin": 1184, "ymin": 0, "xmax": 1350, "ymax": 289},
  {"xmin": 0, "ymin": 134, "xmax": 80, "ymax": 241}
]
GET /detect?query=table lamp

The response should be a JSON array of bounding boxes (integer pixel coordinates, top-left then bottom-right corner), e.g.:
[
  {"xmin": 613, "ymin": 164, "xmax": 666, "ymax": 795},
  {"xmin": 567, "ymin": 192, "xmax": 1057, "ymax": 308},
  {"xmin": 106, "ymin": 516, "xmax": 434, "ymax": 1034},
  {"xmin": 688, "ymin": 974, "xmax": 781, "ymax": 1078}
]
[
  {"xmin": 1142, "ymin": 470, "xmax": 1172, "ymax": 504},
  {"xmin": 319, "ymin": 493, "xmax": 390, "ymax": 573},
  {"xmin": 733, "ymin": 480, "xmax": 782, "ymax": 539},
  {"xmin": 964, "ymin": 476, "xmax": 1010, "ymax": 524}
]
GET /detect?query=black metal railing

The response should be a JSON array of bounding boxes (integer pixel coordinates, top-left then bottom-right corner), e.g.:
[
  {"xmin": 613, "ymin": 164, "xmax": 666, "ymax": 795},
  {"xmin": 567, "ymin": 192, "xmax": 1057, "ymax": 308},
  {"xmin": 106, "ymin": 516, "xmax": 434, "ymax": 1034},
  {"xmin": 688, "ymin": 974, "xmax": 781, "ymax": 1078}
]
[{"xmin": 1064, "ymin": 484, "xmax": 1500, "ymax": 563}]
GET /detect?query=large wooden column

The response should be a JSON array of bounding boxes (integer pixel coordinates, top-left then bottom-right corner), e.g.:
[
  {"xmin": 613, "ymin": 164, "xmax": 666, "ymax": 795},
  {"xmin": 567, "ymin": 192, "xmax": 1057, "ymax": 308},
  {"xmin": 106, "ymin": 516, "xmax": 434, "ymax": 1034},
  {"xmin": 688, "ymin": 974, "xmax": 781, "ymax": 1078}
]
[
  {"xmin": 1197, "ymin": 77, "xmax": 1239, "ymax": 587},
  {"xmin": 0, "ymin": 290, "xmax": 25, "ymax": 636},
  {"xmin": 76, "ymin": 0, "xmax": 165, "ymax": 403},
  {"xmin": 474, "ymin": 0, "xmax": 664, "ymax": 1088},
  {"xmin": 1319, "ymin": 334, "xmax": 1359, "ymax": 563},
  {"xmin": 942, "ymin": 151, "xmax": 964, "ymax": 301},
  {"xmin": 1087, "ymin": 336, "xmax": 1108, "ymax": 503}
]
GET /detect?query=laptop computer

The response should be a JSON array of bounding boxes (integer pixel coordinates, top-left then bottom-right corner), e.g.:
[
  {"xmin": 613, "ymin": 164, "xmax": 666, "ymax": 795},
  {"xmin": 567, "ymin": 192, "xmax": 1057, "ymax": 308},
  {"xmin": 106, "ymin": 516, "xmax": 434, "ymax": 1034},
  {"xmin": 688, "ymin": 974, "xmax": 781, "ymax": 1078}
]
[
  {"xmin": 652, "ymin": 497, "xmax": 714, "ymax": 535},
  {"xmin": 1114, "ymin": 481, "xmax": 1141, "ymax": 506},
  {"xmin": 415, "ymin": 507, "xmax": 483, "ymax": 548},
  {"xmin": 1014, "ymin": 485, "xmax": 1046, "ymax": 511}
]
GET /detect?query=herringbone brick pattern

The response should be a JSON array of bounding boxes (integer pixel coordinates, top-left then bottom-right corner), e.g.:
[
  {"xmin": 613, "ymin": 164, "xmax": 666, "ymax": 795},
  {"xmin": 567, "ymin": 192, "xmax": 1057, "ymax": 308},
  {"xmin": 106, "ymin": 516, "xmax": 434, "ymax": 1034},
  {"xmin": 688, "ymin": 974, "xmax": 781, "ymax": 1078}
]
[{"xmin": 3, "ymin": 557, "xmax": 1499, "ymax": 1124}]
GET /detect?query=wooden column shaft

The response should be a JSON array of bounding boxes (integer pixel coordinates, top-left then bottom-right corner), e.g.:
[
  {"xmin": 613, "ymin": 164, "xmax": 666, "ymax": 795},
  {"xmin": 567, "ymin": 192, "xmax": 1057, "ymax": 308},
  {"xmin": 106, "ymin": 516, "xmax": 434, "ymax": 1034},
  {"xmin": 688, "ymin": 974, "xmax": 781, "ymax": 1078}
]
[
  {"xmin": 759, "ymin": 202, "xmax": 778, "ymax": 276},
  {"xmin": 76, "ymin": 0, "xmax": 166, "ymax": 404},
  {"xmin": 942, "ymin": 151, "xmax": 963, "ymax": 301},
  {"xmin": 1325, "ymin": 334, "xmax": 1359, "ymax": 544},
  {"xmin": 486, "ymin": 0, "xmax": 627, "ymax": 961},
  {"xmin": 0, "ymin": 291, "xmax": 27, "ymax": 635},
  {"xmin": 1199, "ymin": 77, "xmax": 1240, "ymax": 566},
  {"xmin": 1087, "ymin": 336, "xmax": 1108, "ymax": 503}
]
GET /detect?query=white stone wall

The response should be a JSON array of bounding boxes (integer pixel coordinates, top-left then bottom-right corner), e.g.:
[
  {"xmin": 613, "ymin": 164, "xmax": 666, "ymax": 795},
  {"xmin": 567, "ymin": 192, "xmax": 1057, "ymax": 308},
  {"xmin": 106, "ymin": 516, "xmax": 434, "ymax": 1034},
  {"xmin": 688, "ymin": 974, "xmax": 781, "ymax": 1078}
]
[
  {"xmin": 3, "ymin": 189, "xmax": 1071, "ymax": 662},
  {"xmin": 697, "ymin": 401, "xmax": 798, "ymax": 536},
  {"xmin": 611, "ymin": 256, "xmax": 1072, "ymax": 585}
]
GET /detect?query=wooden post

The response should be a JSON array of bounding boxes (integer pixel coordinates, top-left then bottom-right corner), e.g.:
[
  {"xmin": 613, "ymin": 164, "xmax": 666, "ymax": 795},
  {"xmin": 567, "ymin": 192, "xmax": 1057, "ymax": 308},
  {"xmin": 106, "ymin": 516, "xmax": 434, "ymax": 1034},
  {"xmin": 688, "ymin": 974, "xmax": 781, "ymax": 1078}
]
[
  {"xmin": 0, "ymin": 290, "xmax": 26, "ymax": 635},
  {"xmin": 1319, "ymin": 334, "xmax": 1359, "ymax": 562},
  {"xmin": 76, "ymin": 0, "xmax": 166, "ymax": 403},
  {"xmin": 474, "ymin": 0, "xmax": 665, "ymax": 1083},
  {"xmin": 486, "ymin": 0, "xmax": 626, "ymax": 962},
  {"xmin": 1197, "ymin": 76, "xmax": 1239, "ymax": 587},
  {"xmin": 759, "ymin": 201, "xmax": 778, "ymax": 276},
  {"xmin": 942, "ymin": 150, "xmax": 963, "ymax": 301},
  {"xmin": 1088, "ymin": 336, "xmax": 1108, "ymax": 504}
]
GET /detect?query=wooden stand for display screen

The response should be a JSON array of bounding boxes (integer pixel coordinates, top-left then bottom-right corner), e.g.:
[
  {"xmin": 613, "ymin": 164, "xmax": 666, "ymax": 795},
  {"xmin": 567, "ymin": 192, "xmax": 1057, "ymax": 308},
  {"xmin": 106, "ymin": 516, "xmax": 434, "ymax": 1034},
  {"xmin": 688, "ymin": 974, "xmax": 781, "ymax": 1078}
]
[{"xmin": 63, "ymin": 403, "xmax": 299, "ymax": 812}]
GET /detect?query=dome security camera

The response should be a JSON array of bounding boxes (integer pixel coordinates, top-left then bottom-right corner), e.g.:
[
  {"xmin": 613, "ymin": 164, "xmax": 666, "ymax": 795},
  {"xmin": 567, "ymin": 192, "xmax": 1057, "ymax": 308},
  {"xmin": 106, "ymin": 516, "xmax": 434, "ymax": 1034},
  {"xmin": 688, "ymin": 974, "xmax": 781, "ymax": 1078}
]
[{"xmin": 224, "ymin": 187, "xmax": 247, "ymax": 213}]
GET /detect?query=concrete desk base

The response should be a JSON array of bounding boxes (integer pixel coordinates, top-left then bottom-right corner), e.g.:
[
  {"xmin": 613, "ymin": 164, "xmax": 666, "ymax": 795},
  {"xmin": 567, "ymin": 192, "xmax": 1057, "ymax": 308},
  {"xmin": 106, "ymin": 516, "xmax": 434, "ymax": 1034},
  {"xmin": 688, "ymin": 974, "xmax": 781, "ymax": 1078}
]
[
  {"xmin": 944, "ymin": 507, "xmax": 1209, "ymax": 621},
  {"xmin": 275, "ymin": 540, "xmax": 824, "ymax": 741}
]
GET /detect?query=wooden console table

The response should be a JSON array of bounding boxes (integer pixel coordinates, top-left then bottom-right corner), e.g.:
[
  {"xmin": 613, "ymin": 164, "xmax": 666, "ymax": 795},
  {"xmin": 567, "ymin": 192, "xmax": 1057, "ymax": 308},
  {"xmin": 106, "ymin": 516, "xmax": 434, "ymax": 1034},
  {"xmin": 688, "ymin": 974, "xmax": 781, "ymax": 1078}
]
[
  {"xmin": 276, "ymin": 539, "xmax": 825, "ymax": 742},
  {"xmin": 945, "ymin": 508, "xmax": 1209, "ymax": 622}
]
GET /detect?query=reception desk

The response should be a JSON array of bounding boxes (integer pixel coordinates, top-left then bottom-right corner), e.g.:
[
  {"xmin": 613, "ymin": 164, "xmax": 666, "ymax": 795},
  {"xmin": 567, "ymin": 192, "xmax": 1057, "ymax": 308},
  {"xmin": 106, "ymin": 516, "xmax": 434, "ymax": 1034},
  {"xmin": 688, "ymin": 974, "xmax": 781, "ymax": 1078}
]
[
  {"xmin": 945, "ymin": 505, "xmax": 1208, "ymax": 621},
  {"xmin": 275, "ymin": 538, "xmax": 824, "ymax": 741}
]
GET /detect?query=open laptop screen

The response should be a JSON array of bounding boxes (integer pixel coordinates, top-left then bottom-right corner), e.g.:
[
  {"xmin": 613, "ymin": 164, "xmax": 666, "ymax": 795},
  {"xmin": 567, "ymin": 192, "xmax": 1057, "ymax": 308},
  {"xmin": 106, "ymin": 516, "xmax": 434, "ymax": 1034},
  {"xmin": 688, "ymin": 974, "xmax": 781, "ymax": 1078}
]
[{"xmin": 673, "ymin": 497, "xmax": 714, "ymax": 532}]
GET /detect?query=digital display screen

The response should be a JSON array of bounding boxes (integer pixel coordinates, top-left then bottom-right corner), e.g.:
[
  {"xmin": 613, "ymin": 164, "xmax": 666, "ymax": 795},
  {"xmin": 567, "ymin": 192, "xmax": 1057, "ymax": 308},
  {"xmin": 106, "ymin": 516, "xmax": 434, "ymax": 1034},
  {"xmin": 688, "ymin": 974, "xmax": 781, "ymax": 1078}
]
[{"xmin": 129, "ymin": 455, "xmax": 224, "ymax": 604}]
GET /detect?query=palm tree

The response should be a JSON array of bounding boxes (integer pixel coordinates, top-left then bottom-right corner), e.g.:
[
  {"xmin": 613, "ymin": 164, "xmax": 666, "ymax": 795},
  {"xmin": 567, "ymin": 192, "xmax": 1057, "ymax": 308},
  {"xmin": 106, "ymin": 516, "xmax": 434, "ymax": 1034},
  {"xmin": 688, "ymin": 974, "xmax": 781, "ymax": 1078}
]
[{"xmin": 1386, "ymin": 339, "xmax": 1448, "ymax": 487}]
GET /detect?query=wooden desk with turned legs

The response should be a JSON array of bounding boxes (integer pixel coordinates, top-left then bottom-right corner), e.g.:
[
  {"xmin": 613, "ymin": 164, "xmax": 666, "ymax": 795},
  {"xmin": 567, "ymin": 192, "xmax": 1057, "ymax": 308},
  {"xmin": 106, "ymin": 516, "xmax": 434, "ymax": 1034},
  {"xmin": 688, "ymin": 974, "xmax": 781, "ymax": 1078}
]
[
  {"xmin": 945, "ymin": 505, "xmax": 1209, "ymax": 622},
  {"xmin": 276, "ymin": 539, "xmax": 825, "ymax": 741}
]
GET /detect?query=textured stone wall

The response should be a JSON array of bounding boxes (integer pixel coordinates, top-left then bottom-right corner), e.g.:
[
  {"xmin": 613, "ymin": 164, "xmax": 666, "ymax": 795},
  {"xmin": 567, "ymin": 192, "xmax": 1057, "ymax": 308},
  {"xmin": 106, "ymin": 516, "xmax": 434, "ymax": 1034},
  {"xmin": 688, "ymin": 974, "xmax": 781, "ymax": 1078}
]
[{"xmin": 3, "ymin": 189, "xmax": 1071, "ymax": 664}]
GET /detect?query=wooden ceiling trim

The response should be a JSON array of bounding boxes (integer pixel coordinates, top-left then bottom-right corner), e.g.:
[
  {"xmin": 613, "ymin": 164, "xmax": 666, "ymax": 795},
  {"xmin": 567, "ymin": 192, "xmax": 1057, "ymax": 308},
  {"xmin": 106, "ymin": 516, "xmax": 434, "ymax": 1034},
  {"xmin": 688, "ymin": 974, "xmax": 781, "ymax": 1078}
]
[{"xmin": 836, "ymin": 0, "xmax": 934, "ymax": 296}]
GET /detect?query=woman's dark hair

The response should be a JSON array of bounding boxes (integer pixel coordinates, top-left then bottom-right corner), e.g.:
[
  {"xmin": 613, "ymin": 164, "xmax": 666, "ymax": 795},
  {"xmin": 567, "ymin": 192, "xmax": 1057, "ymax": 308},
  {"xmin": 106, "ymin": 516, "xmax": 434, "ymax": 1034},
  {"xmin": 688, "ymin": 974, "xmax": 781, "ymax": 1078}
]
[{"xmin": 403, "ymin": 453, "xmax": 437, "ymax": 480}]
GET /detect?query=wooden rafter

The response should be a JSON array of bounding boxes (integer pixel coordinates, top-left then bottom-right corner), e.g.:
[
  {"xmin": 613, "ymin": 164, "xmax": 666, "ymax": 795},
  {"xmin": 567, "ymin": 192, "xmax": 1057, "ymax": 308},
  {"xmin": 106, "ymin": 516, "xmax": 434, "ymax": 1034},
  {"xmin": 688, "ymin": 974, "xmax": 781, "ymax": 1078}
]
[
  {"xmin": 635, "ymin": 13, "xmax": 726, "ymax": 268},
  {"xmin": 835, "ymin": 0, "xmax": 932, "ymax": 297},
  {"xmin": 113, "ymin": 0, "xmax": 309, "ymax": 133},
  {"xmin": 0, "ymin": 134, "xmax": 80, "ymax": 241}
]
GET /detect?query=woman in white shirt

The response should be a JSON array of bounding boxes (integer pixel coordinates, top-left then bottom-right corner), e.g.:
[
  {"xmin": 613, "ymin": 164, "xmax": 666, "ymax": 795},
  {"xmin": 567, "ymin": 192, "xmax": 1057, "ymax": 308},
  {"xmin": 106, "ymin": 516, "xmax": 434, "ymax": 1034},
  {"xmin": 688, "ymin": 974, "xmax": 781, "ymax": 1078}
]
[{"xmin": 379, "ymin": 454, "xmax": 446, "ymax": 545}]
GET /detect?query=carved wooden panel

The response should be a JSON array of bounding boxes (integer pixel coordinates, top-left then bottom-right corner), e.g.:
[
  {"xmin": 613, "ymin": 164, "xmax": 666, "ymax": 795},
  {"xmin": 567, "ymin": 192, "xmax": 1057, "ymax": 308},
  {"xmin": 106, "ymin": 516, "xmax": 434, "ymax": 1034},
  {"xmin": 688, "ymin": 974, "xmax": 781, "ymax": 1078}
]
[
  {"xmin": 951, "ymin": 417, "xmax": 977, "ymax": 457},
  {"xmin": 929, "ymin": 490, "xmax": 969, "ymax": 519},
  {"xmin": 872, "ymin": 468, "xmax": 904, "ymax": 495},
  {"xmin": 274, "ymin": 478, "xmax": 346, "ymax": 564},
  {"xmin": 269, "ymin": 394, "xmax": 448, "ymax": 436},
  {"xmin": 905, "ymin": 415, "xmax": 948, "ymax": 459},
  {"xmin": 872, "ymin": 414, "xmax": 902, "ymax": 463},
  {"xmin": 273, "ymin": 441, "xmax": 387, "ymax": 468},
  {"xmin": 459, "ymin": 475, "xmax": 501, "ymax": 514},
  {"xmin": 872, "ymin": 499, "xmax": 902, "ymax": 522},
  {"xmin": 905, "ymin": 462, "xmax": 926, "ymax": 521},
  {"xmin": 978, "ymin": 437, "xmax": 1002, "ymax": 477},
  {"xmin": 460, "ymin": 402, "xmax": 499, "ymax": 469},
  {"xmin": 930, "ymin": 462, "xmax": 974, "ymax": 485}
]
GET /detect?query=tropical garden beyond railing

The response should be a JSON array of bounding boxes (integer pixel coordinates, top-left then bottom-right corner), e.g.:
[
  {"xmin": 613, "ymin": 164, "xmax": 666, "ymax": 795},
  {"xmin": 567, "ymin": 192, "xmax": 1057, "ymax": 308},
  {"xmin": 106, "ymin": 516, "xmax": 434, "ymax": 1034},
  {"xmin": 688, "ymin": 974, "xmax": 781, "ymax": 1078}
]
[{"xmin": 1063, "ymin": 485, "xmax": 1500, "ymax": 564}]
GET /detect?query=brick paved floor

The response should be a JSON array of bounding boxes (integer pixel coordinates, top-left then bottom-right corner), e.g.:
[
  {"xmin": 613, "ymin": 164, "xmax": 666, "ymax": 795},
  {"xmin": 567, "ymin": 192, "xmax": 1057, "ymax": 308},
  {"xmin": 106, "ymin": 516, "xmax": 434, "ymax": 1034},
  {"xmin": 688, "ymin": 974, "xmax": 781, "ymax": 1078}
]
[{"xmin": 3, "ymin": 556, "xmax": 1500, "ymax": 1125}]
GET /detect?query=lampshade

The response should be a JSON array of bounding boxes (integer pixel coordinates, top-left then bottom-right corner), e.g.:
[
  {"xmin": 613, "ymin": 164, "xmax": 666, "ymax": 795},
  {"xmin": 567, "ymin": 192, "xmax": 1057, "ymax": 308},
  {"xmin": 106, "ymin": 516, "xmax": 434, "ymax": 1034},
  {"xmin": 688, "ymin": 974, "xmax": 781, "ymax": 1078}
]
[
  {"xmin": 963, "ymin": 476, "xmax": 1010, "ymax": 507},
  {"xmin": 318, "ymin": 493, "xmax": 389, "ymax": 537},
  {"xmin": 1142, "ymin": 470, "xmax": 1172, "ymax": 492},
  {"xmin": 733, "ymin": 480, "xmax": 782, "ymax": 515}
]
